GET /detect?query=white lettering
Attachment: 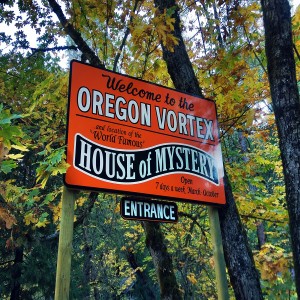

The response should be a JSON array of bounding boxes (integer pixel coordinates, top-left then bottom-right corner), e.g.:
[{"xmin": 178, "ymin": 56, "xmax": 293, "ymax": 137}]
[
  {"xmin": 126, "ymin": 154, "xmax": 135, "ymax": 180},
  {"xmin": 131, "ymin": 201, "xmax": 137, "ymax": 216},
  {"xmin": 105, "ymin": 93, "xmax": 115, "ymax": 118},
  {"xmin": 155, "ymin": 107, "xmax": 166, "ymax": 129},
  {"xmin": 163, "ymin": 206, "xmax": 170, "ymax": 219},
  {"xmin": 167, "ymin": 110, "xmax": 177, "ymax": 132},
  {"xmin": 79, "ymin": 140, "xmax": 92, "ymax": 171},
  {"xmin": 77, "ymin": 87, "xmax": 91, "ymax": 112},
  {"xmin": 144, "ymin": 203, "xmax": 151, "ymax": 217},
  {"xmin": 124, "ymin": 200, "xmax": 130, "ymax": 216},
  {"xmin": 92, "ymin": 148, "xmax": 103, "ymax": 175},
  {"xmin": 204, "ymin": 119, "xmax": 214, "ymax": 140},
  {"xmin": 92, "ymin": 90, "xmax": 103, "ymax": 114},
  {"xmin": 151, "ymin": 203, "xmax": 157, "ymax": 218},
  {"xmin": 169, "ymin": 206, "xmax": 175, "ymax": 220},
  {"xmin": 157, "ymin": 204, "xmax": 163, "ymax": 219},
  {"xmin": 115, "ymin": 97, "xmax": 127, "ymax": 121}
]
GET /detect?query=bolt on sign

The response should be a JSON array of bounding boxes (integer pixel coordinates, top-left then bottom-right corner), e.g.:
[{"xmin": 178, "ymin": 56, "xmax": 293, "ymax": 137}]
[{"xmin": 64, "ymin": 60, "xmax": 226, "ymax": 205}]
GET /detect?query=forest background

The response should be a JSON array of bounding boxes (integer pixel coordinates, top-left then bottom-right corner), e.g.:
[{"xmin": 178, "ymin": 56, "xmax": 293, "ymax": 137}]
[{"xmin": 0, "ymin": 0, "xmax": 300, "ymax": 299}]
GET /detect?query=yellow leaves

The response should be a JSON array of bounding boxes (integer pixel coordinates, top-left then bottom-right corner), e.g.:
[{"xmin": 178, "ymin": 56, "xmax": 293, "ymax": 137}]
[
  {"xmin": 11, "ymin": 144, "xmax": 29, "ymax": 152},
  {"xmin": 50, "ymin": 200, "xmax": 62, "ymax": 224},
  {"xmin": 104, "ymin": 217, "xmax": 112, "ymax": 224},
  {"xmin": 114, "ymin": 202, "xmax": 120, "ymax": 213},
  {"xmin": 2, "ymin": 144, "xmax": 29, "ymax": 165},
  {"xmin": 7, "ymin": 153, "xmax": 24, "ymax": 159},
  {"xmin": 187, "ymin": 272, "xmax": 198, "ymax": 285},
  {"xmin": 291, "ymin": 6, "xmax": 300, "ymax": 81},
  {"xmin": 36, "ymin": 219, "xmax": 50, "ymax": 228},
  {"xmin": 0, "ymin": 105, "xmax": 30, "ymax": 173},
  {"xmin": 233, "ymin": 2, "xmax": 261, "ymax": 30},
  {"xmin": 0, "ymin": 142, "xmax": 28, "ymax": 163},
  {"xmin": 24, "ymin": 211, "xmax": 49, "ymax": 228},
  {"xmin": 124, "ymin": 232, "xmax": 136, "ymax": 239},
  {"xmin": 36, "ymin": 173, "xmax": 49, "ymax": 189},
  {"xmin": 154, "ymin": 11, "xmax": 179, "ymax": 51},
  {"xmin": 245, "ymin": 108, "xmax": 256, "ymax": 128},
  {"xmin": 131, "ymin": 23, "xmax": 151, "ymax": 41},
  {"xmin": 51, "ymin": 161, "xmax": 70, "ymax": 176},
  {"xmin": 123, "ymin": 224, "xmax": 143, "ymax": 244},
  {"xmin": 130, "ymin": 7, "xmax": 179, "ymax": 58},
  {"xmin": 255, "ymin": 244, "xmax": 290, "ymax": 281},
  {"xmin": 238, "ymin": 199, "xmax": 256, "ymax": 214},
  {"xmin": 76, "ymin": 196, "xmax": 86, "ymax": 207},
  {"xmin": 30, "ymin": 73, "xmax": 68, "ymax": 113},
  {"xmin": 293, "ymin": 4, "xmax": 300, "ymax": 23},
  {"xmin": 292, "ymin": 4, "xmax": 300, "ymax": 34},
  {"xmin": 24, "ymin": 212, "xmax": 37, "ymax": 226}
]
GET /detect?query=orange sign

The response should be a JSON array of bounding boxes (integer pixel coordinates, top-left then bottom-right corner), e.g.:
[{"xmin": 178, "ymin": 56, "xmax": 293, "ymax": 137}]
[{"xmin": 64, "ymin": 60, "xmax": 226, "ymax": 205}]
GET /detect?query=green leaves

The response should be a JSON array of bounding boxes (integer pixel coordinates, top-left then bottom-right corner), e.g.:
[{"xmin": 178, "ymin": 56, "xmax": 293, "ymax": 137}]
[
  {"xmin": 0, "ymin": 0, "xmax": 298, "ymax": 298},
  {"xmin": 0, "ymin": 103, "xmax": 23, "ymax": 146},
  {"xmin": 0, "ymin": 160, "xmax": 17, "ymax": 173},
  {"xmin": 0, "ymin": 103, "xmax": 29, "ymax": 173},
  {"xmin": 36, "ymin": 146, "xmax": 69, "ymax": 188},
  {"xmin": 0, "ymin": 108, "xmax": 22, "ymax": 125}
]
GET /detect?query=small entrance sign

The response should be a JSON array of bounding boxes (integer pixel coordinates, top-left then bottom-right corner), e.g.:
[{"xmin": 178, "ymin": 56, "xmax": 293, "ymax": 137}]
[
  {"xmin": 121, "ymin": 198, "xmax": 178, "ymax": 222},
  {"xmin": 65, "ymin": 60, "xmax": 226, "ymax": 205}
]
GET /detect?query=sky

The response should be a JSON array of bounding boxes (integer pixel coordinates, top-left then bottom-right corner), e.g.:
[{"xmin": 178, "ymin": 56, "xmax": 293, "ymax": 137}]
[
  {"xmin": 0, "ymin": 0, "xmax": 300, "ymax": 65},
  {"xmin": 292, "ymin": 0, "xmax": 300, "ymax": 12}
]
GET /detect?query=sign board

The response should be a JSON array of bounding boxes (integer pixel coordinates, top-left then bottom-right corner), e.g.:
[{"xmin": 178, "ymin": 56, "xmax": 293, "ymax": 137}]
[
  {"xmin": 65, "ymin": 60, "xmax": 226, "ymax": 205},
  {"xmin": 121, "ymin": 198, "xmax": 178, "ymax": 222}
]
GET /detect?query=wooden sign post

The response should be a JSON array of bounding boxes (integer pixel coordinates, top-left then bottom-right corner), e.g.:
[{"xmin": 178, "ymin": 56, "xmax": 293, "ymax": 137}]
[
  {"xmin": 54, "ymin": 186, "xmax": 76, "ymax": 300},
  {"xmin": 208, "ymin": 207, "xmax": 230, "ymax": 299}
]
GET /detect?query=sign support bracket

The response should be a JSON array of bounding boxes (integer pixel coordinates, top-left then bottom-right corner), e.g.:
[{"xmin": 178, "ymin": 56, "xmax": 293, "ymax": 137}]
[
  {"xmin": 54, "ymin": 186, "xmax": 76, "ymax": 300},
  {"xmin": 208, "ymin": 206, "xmax": 230, "ymax": 300}
]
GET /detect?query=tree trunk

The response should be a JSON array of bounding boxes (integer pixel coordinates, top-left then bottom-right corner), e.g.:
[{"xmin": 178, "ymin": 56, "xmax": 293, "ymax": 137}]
[
  {"xmin": 237, "ymin": 131, "xmax": 266, "ymax": 250},
  {"xmin": 257, "ymin": 222, "xmax": 266, "ymax": 250},
  {"xmin": 10, "ymin": 246, "xmax": 23, "ymax": 300},
  {"xmin": 219, "ymin": 174, "xmax": 263, "ymax": 299},
  {"xmin": 125, "ymin": 248, "xmax": 157, "ymax": 299},
  {"xmin": 261, "ymin": 0, "xmax": 300, "ymax": 295},
  {"xmin": 153, "ymin": 0, "xmax": 263, "ymax": 299},
  {"xmin": 82, "ymin": 218, "xmax": 100, "ymax": 300},
  {"xmin": 142, "ymin": 221, "xmax": 182, "ymax": 300}
]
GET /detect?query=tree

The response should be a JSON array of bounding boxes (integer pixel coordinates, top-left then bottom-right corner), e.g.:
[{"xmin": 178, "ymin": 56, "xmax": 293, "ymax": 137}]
[
  {"xmin": 153, "ymin": 0, "xmax": 263, "ymax": 299},
  {"xmin": 261, "ymin": 0, "xmax": 300, "ymax": 295},
  {"xmin": 0, "ymin": 50, "xmax": 67, "ymax": 299},
  {"xmin": 0, "ymin": 0, "xmax": 298, "ymax": 298}
]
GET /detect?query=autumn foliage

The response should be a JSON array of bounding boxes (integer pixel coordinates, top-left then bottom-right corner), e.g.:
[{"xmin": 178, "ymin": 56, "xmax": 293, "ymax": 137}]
[{"xmin": 0, "ymin": 0, "xmax": 299, "ymax": 298}]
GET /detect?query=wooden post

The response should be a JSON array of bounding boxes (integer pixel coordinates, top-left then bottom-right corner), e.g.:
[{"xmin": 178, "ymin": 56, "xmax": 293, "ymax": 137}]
[
  {"xmin": 54, "ymin": 186, "xmax": 76, "ymax": 300},
  {"xmin": 208, "ymin": 206, "xmax": 230, "ymax": 300}
]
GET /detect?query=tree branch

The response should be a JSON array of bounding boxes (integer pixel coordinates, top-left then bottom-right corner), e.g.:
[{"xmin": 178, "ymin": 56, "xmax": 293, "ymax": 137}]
[
  {"xmin": 219, "ymin": 105, "xmax": 252, "ymax": 139},
  {"xmin": 293, "ymin": 43, "xmax": 300, "ymax": 61},
  {"xmin": 113, "ymin": 0, "xmax": 140, "ymax": 72},
  {"xmin": 240, "ymin": 214, "xmax": 286, "ymax": 224},
  {"xmin": 0, "ymin": 259, "xmax": 14, "ymax": 266},
  {"xmin": 242, "ymin": 24, "xmax": 268, "ymax": 75},
  {"xmin": 24, "ymin": 45, "xmax": 77, "ymax": 58},
  {"xmin": 47, "ymin": 0, "xmax": 104, "ymax": 68},
  {"xmin": 25, "ymin": 45, "xmax": 77, "ymax": 52},
  {"xmin": 41, "ymin": 192, "xmax": 98, "ymax": 242}
]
